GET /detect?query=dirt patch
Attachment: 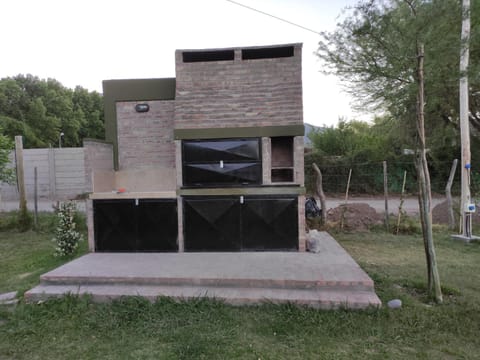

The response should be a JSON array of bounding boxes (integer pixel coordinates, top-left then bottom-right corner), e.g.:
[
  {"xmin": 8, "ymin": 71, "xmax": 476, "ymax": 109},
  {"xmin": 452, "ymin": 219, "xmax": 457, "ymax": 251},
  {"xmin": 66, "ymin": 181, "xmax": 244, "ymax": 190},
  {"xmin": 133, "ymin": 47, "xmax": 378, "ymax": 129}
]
[
  {"xmin": 432, "ymin": 200, "xmax": 480, "ymax": 225},
  {"xmin": 327, "ymin": 203, "xmax": 383, "ymax": 231}
]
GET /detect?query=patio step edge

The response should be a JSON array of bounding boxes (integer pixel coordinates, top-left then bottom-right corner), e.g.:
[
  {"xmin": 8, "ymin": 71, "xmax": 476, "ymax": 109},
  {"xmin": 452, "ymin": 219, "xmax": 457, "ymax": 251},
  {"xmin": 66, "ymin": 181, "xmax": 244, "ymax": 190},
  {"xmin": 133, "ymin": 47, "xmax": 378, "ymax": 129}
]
[
  {"xmin": 24, "ymin": 284, "xmax": 381, "ymax": 310},
  {"xmin": 39, "ymin": 275, "xmax": 375, "ymax": 292}
]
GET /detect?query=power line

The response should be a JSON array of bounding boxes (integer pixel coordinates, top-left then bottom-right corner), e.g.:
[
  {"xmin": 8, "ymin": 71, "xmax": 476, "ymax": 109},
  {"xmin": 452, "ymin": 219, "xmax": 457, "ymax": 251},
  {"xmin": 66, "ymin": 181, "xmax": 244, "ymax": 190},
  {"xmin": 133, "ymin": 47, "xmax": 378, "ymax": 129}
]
[{"xmin": 225, "ymin": 0, "xmax": 320, "ymax": 35}]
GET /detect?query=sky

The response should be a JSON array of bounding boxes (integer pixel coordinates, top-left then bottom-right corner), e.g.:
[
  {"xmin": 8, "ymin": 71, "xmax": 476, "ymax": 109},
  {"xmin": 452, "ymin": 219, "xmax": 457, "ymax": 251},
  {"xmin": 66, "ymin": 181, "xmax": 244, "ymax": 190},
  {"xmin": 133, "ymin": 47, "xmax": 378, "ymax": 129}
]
[{"xmin": 0, "ymin": 0, "xmax": 366, "ymax": 127}]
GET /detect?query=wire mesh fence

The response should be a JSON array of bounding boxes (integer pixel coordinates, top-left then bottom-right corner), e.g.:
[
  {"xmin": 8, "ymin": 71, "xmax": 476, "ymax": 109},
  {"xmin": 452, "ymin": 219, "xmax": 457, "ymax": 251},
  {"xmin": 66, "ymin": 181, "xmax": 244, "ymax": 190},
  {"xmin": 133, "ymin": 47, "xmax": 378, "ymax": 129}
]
[{"xmin": 304, "ymin": 155, "xmax": 478, "ymax": 197}]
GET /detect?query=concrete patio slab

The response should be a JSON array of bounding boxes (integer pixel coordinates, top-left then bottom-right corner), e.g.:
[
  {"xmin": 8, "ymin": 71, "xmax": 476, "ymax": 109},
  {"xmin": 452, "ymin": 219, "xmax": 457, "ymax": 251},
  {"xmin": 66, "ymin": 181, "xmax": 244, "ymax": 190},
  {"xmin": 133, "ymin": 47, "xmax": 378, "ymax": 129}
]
[{"xmin": 26, "ymin": 232, "xmax": 381, "ymax": 309}]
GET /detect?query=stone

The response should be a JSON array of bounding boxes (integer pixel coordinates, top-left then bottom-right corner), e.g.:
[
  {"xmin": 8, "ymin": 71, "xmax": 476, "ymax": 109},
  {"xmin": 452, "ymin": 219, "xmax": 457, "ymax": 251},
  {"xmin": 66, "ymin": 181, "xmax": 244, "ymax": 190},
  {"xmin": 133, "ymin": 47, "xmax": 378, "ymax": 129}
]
[
  {"xmin": 387, "ymin": 299, "xmax": 402, "ymax": 309},
  {"xmin": 306, "ymin": 230, "xmax": 321, "ymax": 253},
  {"xmin": 0, "ymin": 291, "xmax": 17, "ymax": 303}
]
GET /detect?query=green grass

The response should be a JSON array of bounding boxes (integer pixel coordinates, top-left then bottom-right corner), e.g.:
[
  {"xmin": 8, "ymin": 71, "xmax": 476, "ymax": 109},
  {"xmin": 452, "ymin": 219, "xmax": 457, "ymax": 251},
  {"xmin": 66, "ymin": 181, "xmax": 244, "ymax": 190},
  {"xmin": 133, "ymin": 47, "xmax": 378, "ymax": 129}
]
[
  {"xmin": 1, "ymin": 216, "xmax": 480, "ymax": 359},
  {"xmin": 0, "ymin": 211, "xmax": 87, "ymax": 295}
]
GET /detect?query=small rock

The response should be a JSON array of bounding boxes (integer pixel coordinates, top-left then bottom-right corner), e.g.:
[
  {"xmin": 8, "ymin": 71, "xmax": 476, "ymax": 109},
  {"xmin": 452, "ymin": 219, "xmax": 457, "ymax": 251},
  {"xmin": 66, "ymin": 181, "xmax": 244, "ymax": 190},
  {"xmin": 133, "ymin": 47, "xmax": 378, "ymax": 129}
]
[
  {"xmin": 306, "ymin": 231, "xmax": 321, "ymax": 253},
  {"xmin": 387, "ymin": 299, "xmax": 402, "ymax": 309},
  {"xmin": 0, "ymin": 291, "xmax": 17, "ymax": 304}
]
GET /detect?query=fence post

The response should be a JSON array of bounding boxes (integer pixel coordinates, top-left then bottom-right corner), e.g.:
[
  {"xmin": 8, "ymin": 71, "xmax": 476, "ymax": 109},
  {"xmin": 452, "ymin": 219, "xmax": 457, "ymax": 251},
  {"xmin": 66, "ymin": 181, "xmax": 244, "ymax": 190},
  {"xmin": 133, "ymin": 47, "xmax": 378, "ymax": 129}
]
[
  {"xmin": 446, "ymin": 159, "xmax": 458, "ymax": 230},
  {"xmin": 383, "ymin": 161, "xmax": 389, "ymax": 231},
  {"xmin": 312, "ymin": 163, "xmax": 327, "ymax": 225},
  {"xmin": 340, "ymin": 169, "xmax": 352, "ymax": 230},
  {"xmin": 15, "ymin": 136, "xmax": 27, "ymax": 212},
  {"xmin": 48, "ymin": 147, "xmax": 56, "ymax": 199},
  {"xmin": 396, "ymin": 170, "xmax": 407, "ymax": 235},
  {"xmin": 34, "ymin": 167, "xmax": 38, "ymax": 229}
]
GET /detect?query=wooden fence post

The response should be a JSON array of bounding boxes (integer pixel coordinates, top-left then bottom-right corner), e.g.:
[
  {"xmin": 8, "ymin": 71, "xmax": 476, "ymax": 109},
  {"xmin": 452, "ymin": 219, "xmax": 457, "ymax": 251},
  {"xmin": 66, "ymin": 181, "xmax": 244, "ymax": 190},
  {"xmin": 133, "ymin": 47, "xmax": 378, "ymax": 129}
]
[
  {"xmin": 312, "ymin": 163, "xmax": 327, "ymax": 225},
  {"xmin": 446, "ymin": 159, "xmax": 458, "ymax": 230},
  {"xmin": 383, "ymin": 161, "xmax": 389, "ymax": 231},
  {"xmin": 15, "ymin": 136, "xmax": 27, "ymax": 213},
  {"xmin": 340, "ymin": 169, "xmax": 352, "ymax": 230},
  {"xmin": 396, "ymin": 170, "xmax": 407, "ymax": 235}
]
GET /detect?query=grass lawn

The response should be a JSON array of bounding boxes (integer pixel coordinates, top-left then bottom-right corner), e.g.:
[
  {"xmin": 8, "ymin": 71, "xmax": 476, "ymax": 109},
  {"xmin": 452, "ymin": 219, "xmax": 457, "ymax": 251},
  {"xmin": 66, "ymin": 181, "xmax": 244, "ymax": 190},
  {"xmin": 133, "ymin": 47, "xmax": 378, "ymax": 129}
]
[{"xmin": 1, "ymin": 214, "xmax": 480, "ymax": 359}]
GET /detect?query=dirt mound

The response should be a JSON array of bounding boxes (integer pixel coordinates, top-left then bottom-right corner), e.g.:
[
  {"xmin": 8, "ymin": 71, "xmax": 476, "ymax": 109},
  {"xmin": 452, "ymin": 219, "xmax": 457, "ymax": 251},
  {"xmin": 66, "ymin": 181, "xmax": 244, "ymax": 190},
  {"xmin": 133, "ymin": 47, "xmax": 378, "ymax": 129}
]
[
  {"xmin": 432, "ymin": 200, "xmax": 480, "ymax": 225},
  {"xmin": 327, "ymin": 203, "xmax": 383, "ymax": 231}
]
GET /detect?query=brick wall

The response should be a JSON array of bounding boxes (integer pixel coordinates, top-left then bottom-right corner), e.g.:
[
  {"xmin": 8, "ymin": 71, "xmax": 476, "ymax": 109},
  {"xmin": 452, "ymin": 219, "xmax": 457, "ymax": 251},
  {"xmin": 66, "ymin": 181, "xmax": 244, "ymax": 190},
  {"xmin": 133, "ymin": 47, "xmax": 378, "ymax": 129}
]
[
  {"xmin": 116, "ymin": 100, "xmax": 175, "ymax": 170},
  {"xmin": 174, "ymin": 44, "xmax": 303, "ymax": 130}
]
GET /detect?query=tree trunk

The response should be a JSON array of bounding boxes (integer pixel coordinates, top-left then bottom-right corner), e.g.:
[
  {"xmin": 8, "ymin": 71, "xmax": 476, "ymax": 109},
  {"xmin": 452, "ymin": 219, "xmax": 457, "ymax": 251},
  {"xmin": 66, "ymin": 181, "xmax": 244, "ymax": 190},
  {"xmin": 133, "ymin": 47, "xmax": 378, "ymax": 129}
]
[
  {"xmin": 312, "ymin": 163, "xmax": 327, "ymax": 225},
  {"xmin": 416, "ymin": 43, "xmax": 443, "ymax": 303}
]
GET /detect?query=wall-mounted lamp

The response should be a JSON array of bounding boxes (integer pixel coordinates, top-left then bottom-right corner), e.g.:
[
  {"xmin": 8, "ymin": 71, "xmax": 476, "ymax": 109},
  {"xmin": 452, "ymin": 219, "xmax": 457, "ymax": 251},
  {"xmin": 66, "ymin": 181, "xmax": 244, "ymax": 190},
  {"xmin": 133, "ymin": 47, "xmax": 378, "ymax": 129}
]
[{"xmin": 135, "ymin": 103, "xmax": 150, "ymax": 113}]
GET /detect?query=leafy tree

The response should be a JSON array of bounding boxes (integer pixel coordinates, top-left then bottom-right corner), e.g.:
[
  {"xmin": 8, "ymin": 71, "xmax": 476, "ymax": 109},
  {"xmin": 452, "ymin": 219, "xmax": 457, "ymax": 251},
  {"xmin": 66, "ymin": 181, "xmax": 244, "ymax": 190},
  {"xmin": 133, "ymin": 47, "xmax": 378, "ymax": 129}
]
[
  {"xmin": 26, "ymin": 98, "xmax": 61, "ymax": 147},
  {"xmin": 0, "ymin": 129, "xmax": 15, "ymax": 184},
  {"xmin": 72, "ymin": 86, "xmax": 104, "ymax": 140},
  {"xmin": 316, "ymin": 0, "xmax": 463, "ymax": 302},
  {"xmin": 310, "ymin": 118, "xmax": 393, "ymax": 162},
  {"xmin": 0, "ymin": 75, "xmax": 104, "ymax": 147}
]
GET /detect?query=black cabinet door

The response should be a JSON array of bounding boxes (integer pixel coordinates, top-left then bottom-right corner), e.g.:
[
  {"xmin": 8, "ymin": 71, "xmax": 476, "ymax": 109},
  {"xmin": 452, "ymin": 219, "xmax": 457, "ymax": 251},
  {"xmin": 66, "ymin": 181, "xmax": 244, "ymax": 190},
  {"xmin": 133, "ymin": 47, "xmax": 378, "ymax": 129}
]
[
  {"xmin": 184, "ymin": 197, "xmax": 241, "ymax": 251},
  {"xmin": 94, "ymin": 200, "xmax": 136, "ymax": 252},
  {"xmin": 183, "ymin": 196, "xmax": 298, "ymax": 251},
  {"xmin": 137, "ymin": 200, "xmax": 178, "ymax": 252},
  {"xmin": 242, "ymin": 197, "xmax": 298, "ymax": 250},
  {"xmin": 94, "ymin": 199, "xmax": 178, "ymax": 252}
]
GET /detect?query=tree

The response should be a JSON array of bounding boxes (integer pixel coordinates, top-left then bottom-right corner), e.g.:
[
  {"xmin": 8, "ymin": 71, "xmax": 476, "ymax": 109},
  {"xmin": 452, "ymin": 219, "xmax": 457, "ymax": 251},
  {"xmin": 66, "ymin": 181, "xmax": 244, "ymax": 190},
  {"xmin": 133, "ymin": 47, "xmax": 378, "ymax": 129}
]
[
  {"xmin": 0, "ymin": 129, "xmax": 15, "ymax": 184},
  {"xmin": 317, "ymin": 0, "xmax": 453, "ymax": 302},
  {"xmin": 0, "ymin": 75, "xmax": 105, "ymax": 147}
]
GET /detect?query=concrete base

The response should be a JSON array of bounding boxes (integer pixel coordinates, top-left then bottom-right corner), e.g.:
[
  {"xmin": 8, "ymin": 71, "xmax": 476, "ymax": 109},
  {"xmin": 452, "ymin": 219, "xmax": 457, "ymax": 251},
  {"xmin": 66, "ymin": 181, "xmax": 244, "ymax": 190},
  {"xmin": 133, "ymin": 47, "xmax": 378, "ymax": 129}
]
[
  {"xmin": 452, "ymin": 234, "xmax": 480, "ymax": 243},
  {"xmin": 25, "ymin": 232, "xmax": 381, "ymax": 309}
]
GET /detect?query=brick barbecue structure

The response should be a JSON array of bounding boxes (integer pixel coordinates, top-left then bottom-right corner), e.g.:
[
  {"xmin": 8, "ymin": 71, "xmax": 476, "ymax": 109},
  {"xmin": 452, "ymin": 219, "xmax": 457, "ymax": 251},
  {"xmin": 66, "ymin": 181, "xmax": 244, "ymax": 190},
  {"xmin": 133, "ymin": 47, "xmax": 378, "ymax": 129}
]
[{"xmin": 87, "ymin": 43, "xmax": 306, "ymax": 252}]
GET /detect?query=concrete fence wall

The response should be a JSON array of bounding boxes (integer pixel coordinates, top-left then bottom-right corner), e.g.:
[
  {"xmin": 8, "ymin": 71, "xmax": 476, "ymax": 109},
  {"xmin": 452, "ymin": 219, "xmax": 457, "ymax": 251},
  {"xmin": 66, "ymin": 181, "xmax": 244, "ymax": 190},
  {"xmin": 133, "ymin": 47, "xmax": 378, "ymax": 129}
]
[{"xmin": 1, "ymin": 141, "xmax": 114, "ymax": 201}]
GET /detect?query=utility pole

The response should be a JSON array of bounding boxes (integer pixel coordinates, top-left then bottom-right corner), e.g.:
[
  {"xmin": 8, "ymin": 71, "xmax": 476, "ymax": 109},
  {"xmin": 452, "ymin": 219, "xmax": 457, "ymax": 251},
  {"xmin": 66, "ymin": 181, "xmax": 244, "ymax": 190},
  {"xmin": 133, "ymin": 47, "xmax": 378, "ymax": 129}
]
[{"xmin": 455, "ymin": 0, "xmax": 478, "ymax": 242}]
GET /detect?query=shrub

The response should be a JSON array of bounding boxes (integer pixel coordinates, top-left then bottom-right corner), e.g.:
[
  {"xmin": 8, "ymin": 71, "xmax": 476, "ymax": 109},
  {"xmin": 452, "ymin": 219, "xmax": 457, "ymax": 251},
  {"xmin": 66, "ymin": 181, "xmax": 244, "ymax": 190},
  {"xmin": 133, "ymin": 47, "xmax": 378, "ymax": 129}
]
[{"xmin": 53, "ymin": 201, "xmax": 84, "ymax": 257}]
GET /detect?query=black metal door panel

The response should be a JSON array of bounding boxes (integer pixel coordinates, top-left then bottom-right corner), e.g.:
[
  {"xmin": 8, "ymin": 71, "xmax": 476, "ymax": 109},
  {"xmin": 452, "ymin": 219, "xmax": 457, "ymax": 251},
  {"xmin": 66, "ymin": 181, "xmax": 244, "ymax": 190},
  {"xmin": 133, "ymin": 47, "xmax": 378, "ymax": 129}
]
[
  {"xmin": 94, "ymin": 200, "xmax": 136, "ymax": 251},
  {"xmin": 184, "ymin": 197, "xmax": 241, "ymax": 251},
  {"xmin": 183, "ymin": 139, "xmax": 260, "ymax": 162},
  {"xmin": 184, "ymin": 162, "xmax": 261, "ymax": 186},
  {"xmin": 94, "ymin": 199, "xmax": 178, "ymax": 252},
  {"xmin": 183, "ymin": 196, "xmax": 298, "ymax": 251},
  {"xmin": 182, "ymin": 138, "xmax": 262, "ymax": 187},
  {"xmin": 137, "ymin": 200, "xmax": 178, "ymax": 252},
  {"xmin": 242, "ymin": 197, "xmax": 298, "ymax": 250}
]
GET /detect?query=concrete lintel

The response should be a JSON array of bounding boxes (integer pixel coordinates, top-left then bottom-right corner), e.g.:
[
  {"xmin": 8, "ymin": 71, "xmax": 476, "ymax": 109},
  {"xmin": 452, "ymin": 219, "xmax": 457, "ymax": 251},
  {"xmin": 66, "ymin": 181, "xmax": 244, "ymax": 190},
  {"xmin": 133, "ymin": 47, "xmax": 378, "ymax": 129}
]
[{"xmin": 178, "ymin": 186, "xmax": 305, "ymax": 196}]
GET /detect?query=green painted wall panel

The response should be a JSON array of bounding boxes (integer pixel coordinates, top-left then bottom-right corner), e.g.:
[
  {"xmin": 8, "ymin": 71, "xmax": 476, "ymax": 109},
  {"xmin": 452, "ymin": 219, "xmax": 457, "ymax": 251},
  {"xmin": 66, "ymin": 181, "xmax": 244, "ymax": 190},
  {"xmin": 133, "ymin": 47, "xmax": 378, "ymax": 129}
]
[{"xmin": 174, "ymin": 125, "xmax": 304, "ymax": 140}]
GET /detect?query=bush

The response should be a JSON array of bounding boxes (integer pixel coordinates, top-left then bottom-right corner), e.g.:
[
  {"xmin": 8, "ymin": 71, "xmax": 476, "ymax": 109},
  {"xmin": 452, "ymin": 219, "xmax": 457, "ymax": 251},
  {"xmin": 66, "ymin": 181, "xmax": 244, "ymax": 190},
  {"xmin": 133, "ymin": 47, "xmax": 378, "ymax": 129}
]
[{"xmin": 53, "ymin": 201, "xmax": 84, "ymax": 257}]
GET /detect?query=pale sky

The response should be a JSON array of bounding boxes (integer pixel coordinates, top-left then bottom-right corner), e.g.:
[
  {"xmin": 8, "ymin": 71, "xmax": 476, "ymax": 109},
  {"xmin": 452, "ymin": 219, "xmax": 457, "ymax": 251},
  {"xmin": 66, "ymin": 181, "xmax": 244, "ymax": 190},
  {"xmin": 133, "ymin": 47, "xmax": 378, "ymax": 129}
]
[{"xmin": 0, "ymin": 0, "xmax": 367, "ymax": 127}]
